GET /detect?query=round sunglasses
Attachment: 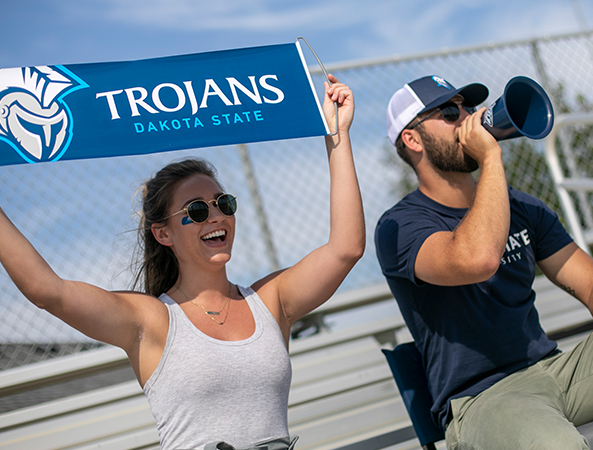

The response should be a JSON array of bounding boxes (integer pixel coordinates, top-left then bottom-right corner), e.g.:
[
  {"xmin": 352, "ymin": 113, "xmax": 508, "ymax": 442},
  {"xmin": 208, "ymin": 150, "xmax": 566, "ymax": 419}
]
[
  {"xmin": 409, "ymin": 102, "xmax": 476, "ymax": 130},
  {"xmin": 165, "ymin": 193, "xmax": 237, "ymax": 224}
]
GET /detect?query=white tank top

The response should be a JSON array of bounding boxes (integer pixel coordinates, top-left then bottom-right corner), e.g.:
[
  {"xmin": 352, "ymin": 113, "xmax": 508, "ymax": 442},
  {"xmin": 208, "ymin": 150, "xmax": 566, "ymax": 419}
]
[{"xmin": 143, "ymin": 286, "xmax": 292, "ymax": 450}]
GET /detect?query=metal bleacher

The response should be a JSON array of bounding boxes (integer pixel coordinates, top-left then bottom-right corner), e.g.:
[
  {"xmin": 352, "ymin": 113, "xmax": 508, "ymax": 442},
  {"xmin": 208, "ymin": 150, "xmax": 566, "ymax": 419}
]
[
  {"xmin": 0, "ymin": 273, "xmax": 592, "ymax": 450},
  {"xmin": 545, "ymin": 112, "xmax": 593, "ymax": 253}
]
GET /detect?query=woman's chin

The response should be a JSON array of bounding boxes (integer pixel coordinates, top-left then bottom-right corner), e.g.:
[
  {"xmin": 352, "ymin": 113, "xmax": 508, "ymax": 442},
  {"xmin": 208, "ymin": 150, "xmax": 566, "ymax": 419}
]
[{"xmin": 209, "ymin": 252, "xmax": 232, "ymax": 266}]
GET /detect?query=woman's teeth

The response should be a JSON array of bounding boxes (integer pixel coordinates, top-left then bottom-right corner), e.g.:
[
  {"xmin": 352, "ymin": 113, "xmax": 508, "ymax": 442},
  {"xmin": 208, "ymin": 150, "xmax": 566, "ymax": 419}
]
[{"xmin": 202, "ymin": 230, "xmax": 226, "ymax": 241}]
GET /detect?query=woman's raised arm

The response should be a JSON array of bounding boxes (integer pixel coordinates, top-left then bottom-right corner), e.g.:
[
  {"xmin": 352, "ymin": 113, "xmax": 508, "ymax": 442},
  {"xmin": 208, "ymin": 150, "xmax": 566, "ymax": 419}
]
[
  {"xmin": 0, "ymin": 207, "xmax": 161, "ymax": 352},
  {"xmin": 254, "ymin": 74, "xmax": 365, "ymax": 338}
]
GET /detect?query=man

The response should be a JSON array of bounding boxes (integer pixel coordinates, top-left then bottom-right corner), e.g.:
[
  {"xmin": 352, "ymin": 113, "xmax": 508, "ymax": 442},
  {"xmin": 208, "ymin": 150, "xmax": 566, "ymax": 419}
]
[{"xmin": 375, "ymin": 75, "xmax": 593, "ymax": 449}]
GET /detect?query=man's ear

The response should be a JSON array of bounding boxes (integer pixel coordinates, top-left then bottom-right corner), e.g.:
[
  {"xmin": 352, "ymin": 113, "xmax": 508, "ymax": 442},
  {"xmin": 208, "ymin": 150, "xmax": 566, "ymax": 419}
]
[
  {"xmin": 400, "ymin": 129, "xmax": 423, "ymax": 154},
  {"xmin": 151, "ymin": 223, "xmax": 173, "ymax": 247}
]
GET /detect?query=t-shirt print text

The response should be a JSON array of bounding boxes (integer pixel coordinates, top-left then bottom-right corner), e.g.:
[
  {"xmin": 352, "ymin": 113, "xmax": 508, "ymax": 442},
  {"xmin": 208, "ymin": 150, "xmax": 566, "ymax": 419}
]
[{"xmin": 500, "ymin": 229, "xmax": 531, "ymax": 266}]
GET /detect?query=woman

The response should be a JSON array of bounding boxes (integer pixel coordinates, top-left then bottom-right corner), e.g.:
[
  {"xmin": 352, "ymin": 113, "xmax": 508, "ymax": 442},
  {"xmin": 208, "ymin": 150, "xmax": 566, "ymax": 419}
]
[{"xmin": 0, "ymin": 74, "xmax": 364, "ymax": 449}]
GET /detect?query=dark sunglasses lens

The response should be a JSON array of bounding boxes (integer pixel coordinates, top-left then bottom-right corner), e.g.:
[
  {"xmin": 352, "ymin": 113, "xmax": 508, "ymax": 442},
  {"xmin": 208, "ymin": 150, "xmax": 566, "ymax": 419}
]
[
  {"xmin": 187, "ymin": 201, "xmax": 210, "ymax": 223},
  {"xmin": 217, "ymin": 194, "xmax": 237, "ymax": 216},
  {"xmin": 463, "ymin": 104, "xmax": 476, "ymax": 114},
  {"xmin": 440, "ymin": 104, "xmax": 461, "ymax": 122}
]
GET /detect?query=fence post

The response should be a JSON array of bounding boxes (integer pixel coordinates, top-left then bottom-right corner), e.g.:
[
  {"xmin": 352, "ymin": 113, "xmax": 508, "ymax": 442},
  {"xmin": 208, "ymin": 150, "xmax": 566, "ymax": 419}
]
[{"xmin": 237, "ymin": 143, "xmax": 281, "ymax": 271}]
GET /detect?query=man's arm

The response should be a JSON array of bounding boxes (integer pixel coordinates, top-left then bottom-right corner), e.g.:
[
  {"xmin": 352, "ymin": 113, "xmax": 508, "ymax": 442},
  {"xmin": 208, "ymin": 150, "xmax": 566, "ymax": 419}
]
[
  {"xmin": 415, "ymin": 108, "xmax": 510, "ymax": 286},
  {"xmin": 538, "ymin": 242, "xmax": 593, "ymax": 315}
]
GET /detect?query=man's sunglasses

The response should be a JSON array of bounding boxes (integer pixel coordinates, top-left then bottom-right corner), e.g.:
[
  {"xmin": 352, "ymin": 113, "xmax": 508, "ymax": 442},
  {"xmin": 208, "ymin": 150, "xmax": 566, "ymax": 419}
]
[
  {"xmin": 409, "ymin": 102, "xmax": 476, "ymax": 130},
  {"xmin": 164, "ymin": 193, "xmax": 237, "ymax": 224}
]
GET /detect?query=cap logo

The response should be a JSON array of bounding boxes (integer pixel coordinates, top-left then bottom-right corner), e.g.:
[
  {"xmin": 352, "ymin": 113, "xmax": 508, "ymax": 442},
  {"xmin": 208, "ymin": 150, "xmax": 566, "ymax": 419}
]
[{"xmin": 432, "ymin": 76, "xmax": 451, "ymax": 89}]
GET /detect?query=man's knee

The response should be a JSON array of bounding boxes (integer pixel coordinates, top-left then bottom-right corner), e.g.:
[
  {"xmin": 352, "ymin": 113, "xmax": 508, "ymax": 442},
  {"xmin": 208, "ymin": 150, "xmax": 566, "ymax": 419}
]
[
  {"xmin": 446, "ymin": 397, "xmax": 590, "ymax": 450},
  {"xmin": 524, "ymin": 431, "xmax": 589, "ymax": 450}
]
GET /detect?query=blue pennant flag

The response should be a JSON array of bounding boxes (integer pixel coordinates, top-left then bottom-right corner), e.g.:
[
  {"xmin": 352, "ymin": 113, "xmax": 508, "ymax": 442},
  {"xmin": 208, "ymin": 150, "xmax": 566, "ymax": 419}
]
[{"xmin": 0, "ymin": 41, "xmax": 329, "ymax": 166}]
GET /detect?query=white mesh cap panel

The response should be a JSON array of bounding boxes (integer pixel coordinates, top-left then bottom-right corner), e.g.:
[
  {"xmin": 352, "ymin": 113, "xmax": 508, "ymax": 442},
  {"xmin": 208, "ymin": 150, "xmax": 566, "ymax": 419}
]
[{"xmin": 386, "ymin": 84, "xmax": 425, "ymax": 145}]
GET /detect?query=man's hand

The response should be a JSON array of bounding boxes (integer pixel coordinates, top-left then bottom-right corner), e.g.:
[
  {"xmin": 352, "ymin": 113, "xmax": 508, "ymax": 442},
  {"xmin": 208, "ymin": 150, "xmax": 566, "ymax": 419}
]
[{"xmin": 457, "ymin": 106, "xmax": 501, "ymax": 167}]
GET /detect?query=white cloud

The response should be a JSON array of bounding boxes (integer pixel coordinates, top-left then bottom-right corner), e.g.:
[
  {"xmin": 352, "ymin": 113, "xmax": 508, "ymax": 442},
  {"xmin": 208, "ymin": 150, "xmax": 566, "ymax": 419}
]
[
  {"xmin": 367, "ymin": 0, "xmax": 582, "ymax": 55},
  {"xmin": 82, "ymin": 0, "xmax": 355, "ymax": 32},
  {"xmin": 41, "ymin": 0, "xmax": 592, "ymax": 65}
]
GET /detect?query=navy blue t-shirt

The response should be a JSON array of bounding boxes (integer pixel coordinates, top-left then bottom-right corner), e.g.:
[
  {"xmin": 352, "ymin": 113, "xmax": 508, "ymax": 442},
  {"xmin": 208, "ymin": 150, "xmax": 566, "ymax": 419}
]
[{"xmin": 375, "ymin": 187, "xmax": 573, "ymax": 429}]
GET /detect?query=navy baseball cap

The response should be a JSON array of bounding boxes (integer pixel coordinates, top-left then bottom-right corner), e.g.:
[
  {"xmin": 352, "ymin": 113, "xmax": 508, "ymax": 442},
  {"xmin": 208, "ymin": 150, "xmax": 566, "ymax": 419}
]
[{"xmin": 386, "ymin": 75, "xmax": 489, "ymax": 144}]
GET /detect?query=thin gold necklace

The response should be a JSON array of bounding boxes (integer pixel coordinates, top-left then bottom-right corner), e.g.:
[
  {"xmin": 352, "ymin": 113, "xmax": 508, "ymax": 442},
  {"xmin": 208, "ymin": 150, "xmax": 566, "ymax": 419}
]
[{"xmin": 177, "ymin": 283, "xmax": 233, "ymax": 325}]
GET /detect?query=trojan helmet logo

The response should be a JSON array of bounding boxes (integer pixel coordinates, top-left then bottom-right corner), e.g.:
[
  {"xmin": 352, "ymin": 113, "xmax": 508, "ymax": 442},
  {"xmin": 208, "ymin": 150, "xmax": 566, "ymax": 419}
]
[
  {"xmin": 0, "ymin": 65, "xmax": 87, "ymax": 163},
  {"xmin": 431, "ymin": 76, "xmax": 451, "ymax": 90}
]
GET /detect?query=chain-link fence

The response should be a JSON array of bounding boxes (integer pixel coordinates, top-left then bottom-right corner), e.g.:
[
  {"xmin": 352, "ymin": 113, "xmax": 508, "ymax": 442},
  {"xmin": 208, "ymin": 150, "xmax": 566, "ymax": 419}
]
[{"xmin": 2, "ymin": 30, "xmax": 593, "ymax": 370}]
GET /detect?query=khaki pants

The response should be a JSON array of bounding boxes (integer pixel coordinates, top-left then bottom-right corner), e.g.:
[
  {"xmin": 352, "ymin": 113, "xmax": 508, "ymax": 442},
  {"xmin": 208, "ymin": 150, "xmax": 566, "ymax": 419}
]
[{"xmin": 446, "ymin": 333, "xmax": 593, "ymax": 450}]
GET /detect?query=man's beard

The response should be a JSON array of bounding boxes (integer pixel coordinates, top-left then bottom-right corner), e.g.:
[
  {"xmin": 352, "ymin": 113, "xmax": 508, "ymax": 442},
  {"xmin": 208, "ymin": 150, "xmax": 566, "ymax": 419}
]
[{"xmin": 417, "ymin": 126, "xmax": 479, "ymax": 173}]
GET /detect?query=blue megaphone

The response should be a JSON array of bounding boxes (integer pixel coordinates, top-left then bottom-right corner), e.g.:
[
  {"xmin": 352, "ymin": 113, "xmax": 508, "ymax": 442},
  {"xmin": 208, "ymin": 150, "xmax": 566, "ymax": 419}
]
[{"xmin": 481, "ymin": 76, "xmax": 554, "ymax": 141}]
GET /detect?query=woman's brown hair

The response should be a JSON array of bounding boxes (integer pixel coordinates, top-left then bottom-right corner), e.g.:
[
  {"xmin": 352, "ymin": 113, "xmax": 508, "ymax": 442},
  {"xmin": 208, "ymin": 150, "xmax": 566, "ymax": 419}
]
[{"xmin": 132, "ymin": 158, "xmax": 222, "ymax": 297}]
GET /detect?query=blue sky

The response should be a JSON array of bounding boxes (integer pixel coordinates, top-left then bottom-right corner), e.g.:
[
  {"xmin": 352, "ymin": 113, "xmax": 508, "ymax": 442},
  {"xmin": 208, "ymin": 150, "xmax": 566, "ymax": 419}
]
[{"xmin": 1, "ymin": 0, "xmax": 593, "ymax": 69}]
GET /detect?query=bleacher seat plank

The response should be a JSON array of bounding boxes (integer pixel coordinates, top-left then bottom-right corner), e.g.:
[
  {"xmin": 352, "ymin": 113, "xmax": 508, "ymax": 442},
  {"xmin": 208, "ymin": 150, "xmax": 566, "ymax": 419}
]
[
  {"xmin": 290, "ymin": 397, "xmax": 408, "ymax": 450},
  {"xmin": 291, "ymin": 338, "xmax": 389, "ymax": 387},
  {"xmin": 0, "ymin": 381, "xmax": 142, "ymax": 430},
  {"xmin": 71, "ymin": 428, "xmax": 160, "ymax": 450},
  {"xmin": 288, "ymin": 380, "xmax": 401, "ymax": 426},
  {"xmin": 0, "ymin": 395, "xmax": 154, "ymax": 450}
]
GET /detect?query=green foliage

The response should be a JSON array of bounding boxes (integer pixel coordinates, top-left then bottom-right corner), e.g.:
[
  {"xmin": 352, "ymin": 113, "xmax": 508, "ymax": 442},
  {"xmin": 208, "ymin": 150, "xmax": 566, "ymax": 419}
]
[
  {"xmin": 382, "ymin": 141, "xmax": 418, "ymax": 199},
  {"xmin": 551, "ymin": 83, "xmax": 593, "ymax": 180},
  {"xmin": 501, "ymin": 139, "xmax": 560, "ymax": 210}
]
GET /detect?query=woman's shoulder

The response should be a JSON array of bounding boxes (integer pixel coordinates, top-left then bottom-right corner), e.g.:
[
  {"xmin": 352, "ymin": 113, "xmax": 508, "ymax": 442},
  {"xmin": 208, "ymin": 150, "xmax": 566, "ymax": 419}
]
[
  {"xmin": 250, "ymin": 269, "xmax": 284, "ymax": 293},
  {"xmin": 249, "ymin": 271, "xmax": 286, "ymax": 325}
]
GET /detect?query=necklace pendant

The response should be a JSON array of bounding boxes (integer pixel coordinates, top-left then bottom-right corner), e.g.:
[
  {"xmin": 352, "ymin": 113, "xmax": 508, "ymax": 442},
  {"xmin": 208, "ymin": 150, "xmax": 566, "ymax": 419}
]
[{"xmin": 181, "ymin": 283, "xmax": 233, "ymax": 326}]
